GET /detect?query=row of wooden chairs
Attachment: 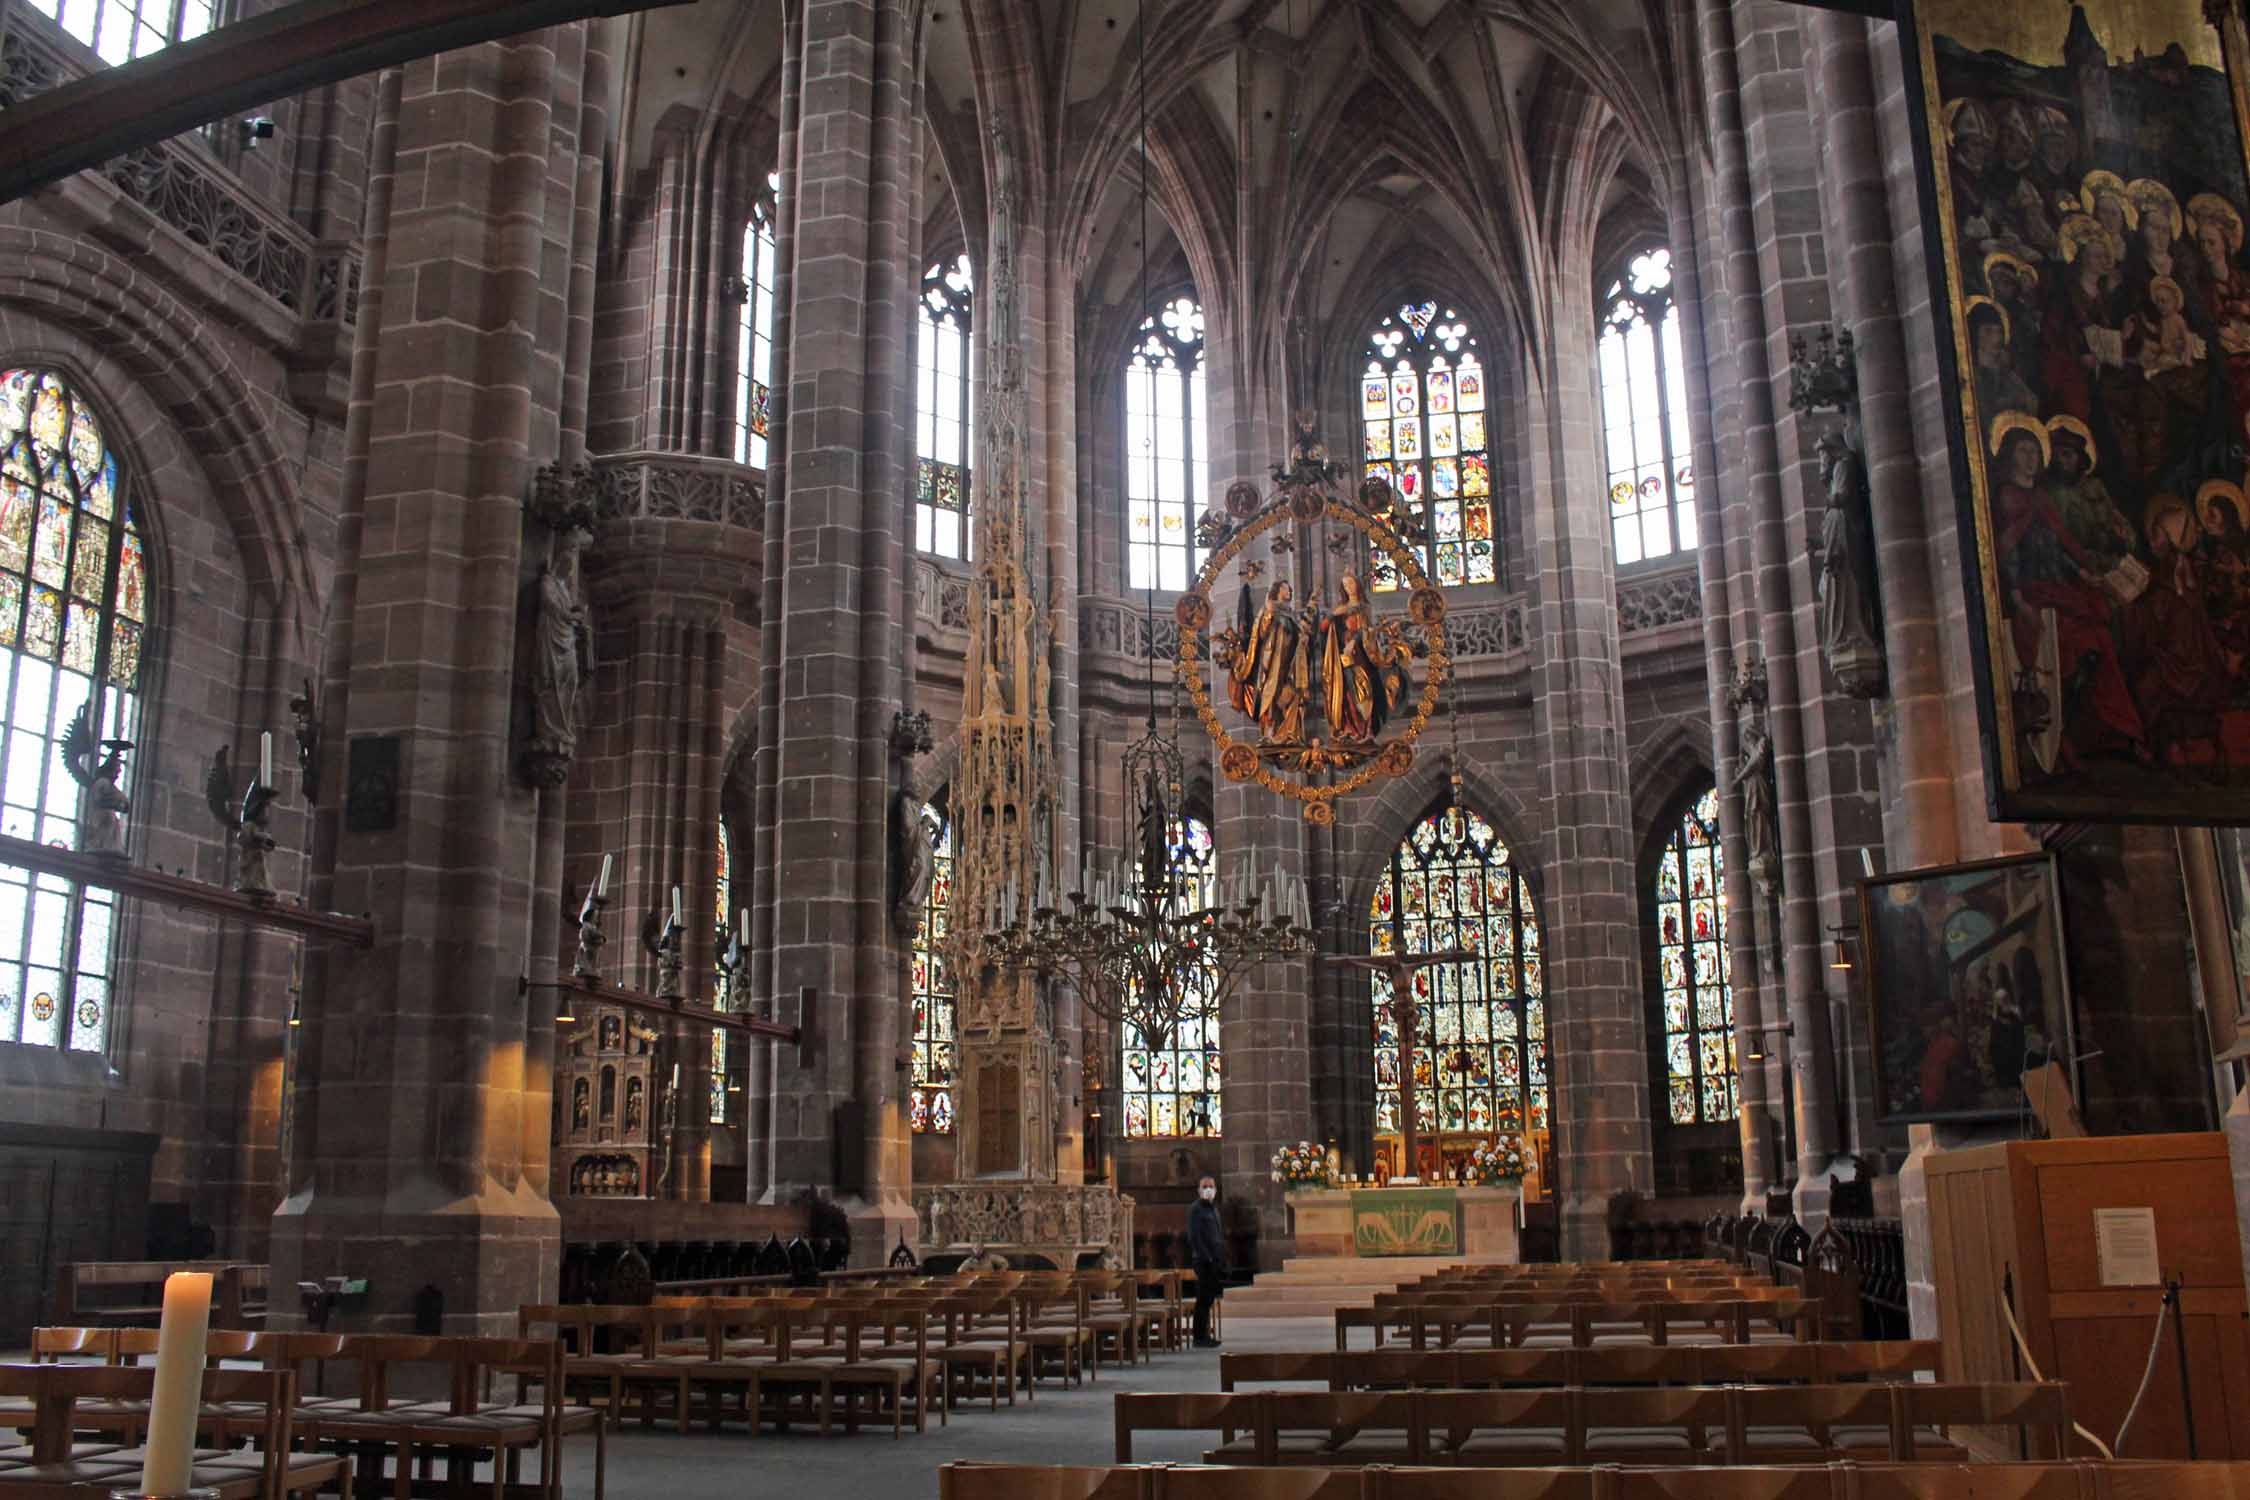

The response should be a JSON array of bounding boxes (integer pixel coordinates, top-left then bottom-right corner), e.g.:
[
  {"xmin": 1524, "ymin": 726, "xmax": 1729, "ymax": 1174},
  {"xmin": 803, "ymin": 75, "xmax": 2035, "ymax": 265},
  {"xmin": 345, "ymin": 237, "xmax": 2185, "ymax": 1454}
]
[
  {"xmin": 1111, "ymin": 1383, "xmax": 2073, "ymax": 1467},
  {"xmin": 1337, "ymin": 1296, "xmax": 1820, "ymax": 1352},
  {"xmin": 0, "ymin": 1364, "xmax": 346, "ymax": 1500},
  {"xmin": 20, "ymin": 1327, "xmax": 598, "ymax": 1500},
  {"xmin": 937, "ymin": 1459, "xmax": 2250, "ymax": 1500},
  {"xmin": 1219, "ymin": 1341, "xmax": 1946, "ymax": 1393}
]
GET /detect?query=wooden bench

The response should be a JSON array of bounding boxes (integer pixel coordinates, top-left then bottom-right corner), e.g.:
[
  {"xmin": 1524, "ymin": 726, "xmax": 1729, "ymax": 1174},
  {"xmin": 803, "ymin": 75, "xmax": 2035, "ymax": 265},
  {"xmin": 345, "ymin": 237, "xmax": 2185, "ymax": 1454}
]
[
  {"xmin": 1112, "ymin": 1381, "xmax": 2070, "ymax": 1467},
  {"xmin": 940, "ymin": 1459, "xmax": 2250, "ymax": 1500},
  {"xmin": 1222, "ymin": 1340, "xmax": 1944, "ymax": 1392},
  {"xmin": 51, "ymin": 1261, "xmax": 266, "ymax": 1330},
  {"xmin": 0, "ymin": 1362, "xmax": 348, "ymax": 1499}
]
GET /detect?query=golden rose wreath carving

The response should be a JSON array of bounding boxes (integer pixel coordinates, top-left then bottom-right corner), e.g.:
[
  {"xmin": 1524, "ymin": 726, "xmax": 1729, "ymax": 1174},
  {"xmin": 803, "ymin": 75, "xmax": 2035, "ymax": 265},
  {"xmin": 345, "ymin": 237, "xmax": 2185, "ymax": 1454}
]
[{"xmin": 1175, "ymin": 461, "xmax": 1453, "ymax": 822}]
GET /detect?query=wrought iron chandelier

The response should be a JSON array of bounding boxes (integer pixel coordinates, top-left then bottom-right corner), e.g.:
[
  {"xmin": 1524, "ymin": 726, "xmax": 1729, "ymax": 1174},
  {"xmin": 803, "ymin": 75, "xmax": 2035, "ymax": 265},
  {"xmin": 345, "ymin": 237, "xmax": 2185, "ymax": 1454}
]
[{"xmin": 982, "ymin": 0, "xmax": 1313, "ymax": 1053}]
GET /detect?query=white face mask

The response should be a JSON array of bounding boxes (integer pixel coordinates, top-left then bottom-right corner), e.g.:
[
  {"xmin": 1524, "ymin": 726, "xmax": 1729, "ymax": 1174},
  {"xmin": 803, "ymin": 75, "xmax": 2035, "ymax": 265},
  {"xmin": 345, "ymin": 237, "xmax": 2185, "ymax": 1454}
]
[{"xmin": 1199, "ymin": 1185, "xmax": 1216, "ymax": 1201}]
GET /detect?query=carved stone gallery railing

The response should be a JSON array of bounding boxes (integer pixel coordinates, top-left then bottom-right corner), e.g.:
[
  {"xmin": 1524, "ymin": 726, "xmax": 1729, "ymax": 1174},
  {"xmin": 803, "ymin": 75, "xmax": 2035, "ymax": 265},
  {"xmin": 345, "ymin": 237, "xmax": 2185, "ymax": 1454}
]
[
  {"xmin": 588, "ymin": 452, "xmax": 763, "ymax": 530},
  {"xmin": 912, "ymin": 1181, "xmax": 1133, "ymax": 1264},
  {"xmin": 1618, "ymin": 564, "xmax": 1704, "ymax": 634},
  {"xmin": 1079, "ymin": 596, "xmax": 1180, "ymax": 660},
  {"xmin": 0, "ymin": 20, "xmax": 359, "ymax": 326},
  {"xmin": 915, "ymin": 557, "xmax": 970, "ymax": 634}
]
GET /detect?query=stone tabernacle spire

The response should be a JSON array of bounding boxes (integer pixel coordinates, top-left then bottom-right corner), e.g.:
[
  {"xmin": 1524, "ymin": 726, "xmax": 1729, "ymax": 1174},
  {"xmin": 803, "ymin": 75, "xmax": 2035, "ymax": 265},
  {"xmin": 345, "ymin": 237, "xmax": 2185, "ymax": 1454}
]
[{"xmin": 941, "ymin": 121, "xmax": 1061, "ymax": 1182}]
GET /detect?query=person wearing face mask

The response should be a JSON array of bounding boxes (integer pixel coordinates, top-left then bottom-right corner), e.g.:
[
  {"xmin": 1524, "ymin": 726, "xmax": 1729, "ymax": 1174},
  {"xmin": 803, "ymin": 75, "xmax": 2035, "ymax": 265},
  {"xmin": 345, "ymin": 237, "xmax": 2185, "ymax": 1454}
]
[{"xmin": 1188, "ymin": 1174, "xmax": 1227, "ymax": 1348}]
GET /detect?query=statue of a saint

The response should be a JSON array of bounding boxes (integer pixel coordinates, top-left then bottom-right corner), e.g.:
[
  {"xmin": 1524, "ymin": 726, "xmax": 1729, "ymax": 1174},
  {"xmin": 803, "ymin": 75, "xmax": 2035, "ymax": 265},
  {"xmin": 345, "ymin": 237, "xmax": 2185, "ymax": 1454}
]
[
  {"xmin": 1733, "ymin": 719, "xmax": 1781, "ymax": 895},
  {"xmin": 1811, "ymin": 428, "xmax": 1885, "ymax": 696},
  {"xmin": 892, "ymin": 791, "xmax": 936, "ymax": 941},
  {"xmin": 988, "ymin": 124, "xmax": 1020, "ymax": 353},
  {"xmin": 1319, "ymin": 571, "xmax": 1399, "ymax": 743},
  {"xmin": 1229, "ymin": 581, "xmax": 1308, "ymax": 742},
  {"xmin": 526, "ymin": 520, "xmax": 594, "ymax": 786}
]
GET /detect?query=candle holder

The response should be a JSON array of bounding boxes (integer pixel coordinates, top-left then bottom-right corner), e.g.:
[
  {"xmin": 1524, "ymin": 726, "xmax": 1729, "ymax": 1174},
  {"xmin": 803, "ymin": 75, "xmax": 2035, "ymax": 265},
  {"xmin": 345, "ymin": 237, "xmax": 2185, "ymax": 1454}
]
[
  {"xmin": 573, "ymin": 892, "xmax": 610, "ymax": 981},
  {"xmin": 641, "ymin": 906, "xmax": 684, "ymax": 1001},
  {"xmin": 235, "ymin": 809, "xmax": 276, "ymax": 899}
]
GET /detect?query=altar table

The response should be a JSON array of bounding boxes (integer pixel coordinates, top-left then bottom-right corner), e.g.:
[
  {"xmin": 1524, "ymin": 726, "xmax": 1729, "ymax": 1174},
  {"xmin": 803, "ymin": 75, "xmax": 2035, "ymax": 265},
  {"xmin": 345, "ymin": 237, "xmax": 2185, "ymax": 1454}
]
[{"xmin": 1285, "ymin": 1184, "xmax": 1521, "ymax": 1260}]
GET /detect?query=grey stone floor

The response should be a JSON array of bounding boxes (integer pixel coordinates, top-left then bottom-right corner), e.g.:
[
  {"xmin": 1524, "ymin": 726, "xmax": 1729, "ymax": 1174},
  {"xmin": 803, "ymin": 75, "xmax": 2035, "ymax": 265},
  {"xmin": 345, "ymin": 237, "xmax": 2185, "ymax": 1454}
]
[{"xmin": 551, "ymin": 1315, "xmax": 1329, "ymax": 1499}]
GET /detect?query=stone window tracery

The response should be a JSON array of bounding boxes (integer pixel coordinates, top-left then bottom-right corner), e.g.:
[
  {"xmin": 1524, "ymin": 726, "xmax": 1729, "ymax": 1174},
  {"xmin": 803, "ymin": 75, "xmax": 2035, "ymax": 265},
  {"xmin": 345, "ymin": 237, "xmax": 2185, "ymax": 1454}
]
[
  {"xmin": 0, "ymin": 368, "xmax": 146, "ymax": 1053},
  {"xmin": 1370, "ymin": 805, "xmax": 1546, "ymax": 1144},
  {"xmin": 1598, "ymin": 247, "xmax": 1697, "ymax": 566},
  {"xmin": 1124, "ymin": 296, "xmax": 1209, "ymax": 593},
  {"xmin": 20, "ymin": 0, "xmax": 215, "ymax": 64},
  {"xmin": 909, "ymin": 801, "xmax": 955, "ymax": 1133},
  {"xmin": 733, "ymin": 172, "xmax": 780, "ymax": 470},
  {"xmin": 1121, "ymin": 812, "xmax": 1220, "ymax": 1138},
  {"xmin": 916, "ymin": 254, "xmax": 975, "ymax": 561},
  {"xmin": 1361, "ymin": 301, "xmax": 1495, "ymax": 590},
  {"xmin": 1652, "ymin": 783, "xmax": 1735, "ymax": 1124}
]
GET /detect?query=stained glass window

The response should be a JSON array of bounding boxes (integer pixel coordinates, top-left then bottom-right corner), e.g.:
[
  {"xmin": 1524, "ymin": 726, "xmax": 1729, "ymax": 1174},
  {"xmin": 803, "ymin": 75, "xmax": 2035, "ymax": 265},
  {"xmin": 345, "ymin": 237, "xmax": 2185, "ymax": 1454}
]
[
  {"xmin": 710, "ymin": 820, "xmax": 732, "ymax": 1124},
  {"xmin": 1361, "ymin": 302, "xmax": 1494, "ymax": 591},
  {"xmin": 1369, "ymin": 805, "xmax": 1545, "ymax": 1143},
  {"xmin": 0, "ymin": 368, "xmax": 148, "ymax": 1052},
  {"xmin": 1653, "ymin": 784, "xmax": 1735, "ymax": 1124},
  {"xmin": 909, "ymin": 804, "xmax": 955, "ymax": 1133},
  {"xmin": 1125, "ymin": 296, "xmax": 1209, "ymax": 592},
  {"xmin": 1599, "ymin": 248, "xmax": 1697, "ymax": 566},
  {"xmin": 19, "ymin": 0, "xmax": 216, "ymax": 64},
  {"xmin": 732, "ymin": 172, "xmax": 781, "ymax": 470},
  {"xmin": 915, "ymin": 255, "xmax": 975, "ymax": 560},
  {"xmin": 1122, "ymin": 814, "xmax": 1221, "ymax": 1138}
]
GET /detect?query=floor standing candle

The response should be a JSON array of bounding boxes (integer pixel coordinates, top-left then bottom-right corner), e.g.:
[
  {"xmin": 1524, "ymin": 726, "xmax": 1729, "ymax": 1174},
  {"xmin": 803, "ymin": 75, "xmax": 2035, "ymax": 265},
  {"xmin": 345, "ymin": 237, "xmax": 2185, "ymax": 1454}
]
[{"xmin": 140, "ymin": 1270, "xmax": 213, "ymax": 1497}]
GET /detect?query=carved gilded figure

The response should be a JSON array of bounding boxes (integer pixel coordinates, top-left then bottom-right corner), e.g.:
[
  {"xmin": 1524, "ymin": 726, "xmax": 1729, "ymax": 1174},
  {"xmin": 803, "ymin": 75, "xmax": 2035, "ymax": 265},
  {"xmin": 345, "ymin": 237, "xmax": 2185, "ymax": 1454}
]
[
  {"xmin": 1230, "ymin": 581, "xmax": 1308, "ymax": 743},
  {"xmin": 1320, "ymin": 571, "xmax": 1400, "ymax": 743}
]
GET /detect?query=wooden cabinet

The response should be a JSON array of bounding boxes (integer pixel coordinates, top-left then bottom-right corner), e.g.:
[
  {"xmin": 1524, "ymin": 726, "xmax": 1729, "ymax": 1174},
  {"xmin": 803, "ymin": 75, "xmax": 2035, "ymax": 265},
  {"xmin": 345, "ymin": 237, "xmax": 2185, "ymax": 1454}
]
[{"xmin": 1924, "ymin": 1131, "xmax": 2250, "ymax": 1460}]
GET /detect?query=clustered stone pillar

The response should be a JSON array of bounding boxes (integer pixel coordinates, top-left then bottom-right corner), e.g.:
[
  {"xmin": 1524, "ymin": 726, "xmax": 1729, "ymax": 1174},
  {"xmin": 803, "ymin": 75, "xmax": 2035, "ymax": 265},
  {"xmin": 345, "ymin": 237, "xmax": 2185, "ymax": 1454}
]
[
  {"xmin": 749, "ymin": 0, "xmax": 917, "ymax": 1263},
  {"xmin": 1518, "ymin": 269, "xmax": 1656, "ymax": 1260},
  {"xmin": 276, "ymin": 27, "xmax": 607, "ymax": 1330}
]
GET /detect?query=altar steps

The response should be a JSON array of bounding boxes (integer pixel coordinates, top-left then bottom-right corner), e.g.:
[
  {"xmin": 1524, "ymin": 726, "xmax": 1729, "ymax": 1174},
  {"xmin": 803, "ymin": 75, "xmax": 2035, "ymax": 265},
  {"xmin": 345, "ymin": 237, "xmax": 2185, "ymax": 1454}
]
[{"xmin": 1223, "ymin": 1253, "xmax": 1513, "ymax": 1319}]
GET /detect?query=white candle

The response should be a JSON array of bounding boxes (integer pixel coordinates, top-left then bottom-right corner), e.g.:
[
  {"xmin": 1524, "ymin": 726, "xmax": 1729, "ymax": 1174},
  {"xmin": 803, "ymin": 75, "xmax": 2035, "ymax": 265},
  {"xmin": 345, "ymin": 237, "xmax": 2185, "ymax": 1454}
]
[
  {"xmin": 259, "ymin": 731, "xmax": 273, "ymax": 788},
  {"xmin": 597, "ymin": 853, "xmax": 613, "ymax": 899},
  {"xmin": 671, "ymin": 885, "xmax": 682, "ymax": 926},
  {"xmin": 737, "ymin": 907, "xmax": 749, "ymax": 947},
  {"xmin": 142, "ymin": 1270, "xmax": 213, "ymax": 1497}
]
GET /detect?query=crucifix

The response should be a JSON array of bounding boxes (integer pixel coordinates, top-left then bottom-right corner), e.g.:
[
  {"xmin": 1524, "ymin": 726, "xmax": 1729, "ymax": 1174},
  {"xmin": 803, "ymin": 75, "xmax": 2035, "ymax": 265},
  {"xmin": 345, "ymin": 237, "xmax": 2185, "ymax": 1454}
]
[{"xmin": 1337, "ymin": 949, "xmax": 1474, "ymax": 1182}]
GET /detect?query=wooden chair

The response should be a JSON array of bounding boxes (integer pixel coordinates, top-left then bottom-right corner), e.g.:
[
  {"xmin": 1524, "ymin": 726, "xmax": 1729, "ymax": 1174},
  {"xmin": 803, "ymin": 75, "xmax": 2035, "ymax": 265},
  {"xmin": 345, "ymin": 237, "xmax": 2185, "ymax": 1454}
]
[
  {"xmin": 1575, "ymin": 1385, "xmax": 1732, "ymax": 1466},
  {"xmin": 1414, "ymin": 1389, "xmax": 1578, "ymax": 1468},
  {"xmin": 1257, "ymin": 1390, "xmax": 1420, "ymax": 1467},
  {"xmin": 1112, "ymin": 1391, "xmax": 1256, "ymax": 1464}
]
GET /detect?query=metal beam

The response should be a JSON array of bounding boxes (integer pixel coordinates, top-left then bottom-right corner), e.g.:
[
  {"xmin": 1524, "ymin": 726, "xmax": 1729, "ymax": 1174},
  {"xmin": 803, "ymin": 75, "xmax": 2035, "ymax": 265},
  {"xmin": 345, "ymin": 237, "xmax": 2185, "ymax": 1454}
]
[
  {"xmin": 0, "ymin": 0, "xmax": 694, "ymax": 205},
  {"xmin": 1773, "ymin": 0, "xmax": 1893, "ymax": 15},
  {"xmin": 0, "ymin": 830, "xmax": 376, "ymax": 946}
]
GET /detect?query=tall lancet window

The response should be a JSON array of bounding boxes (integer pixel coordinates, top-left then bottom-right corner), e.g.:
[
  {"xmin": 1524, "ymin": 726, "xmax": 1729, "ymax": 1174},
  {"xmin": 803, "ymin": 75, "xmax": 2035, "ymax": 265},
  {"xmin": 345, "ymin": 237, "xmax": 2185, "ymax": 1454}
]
[
  {"xmin": 1369, "ymin": 806, "xmax": 1546, "ymax": 1153},
  {"xmin": 21, "ymin": 0, "xmax": 216, "ymax": 63},
  {"xmin": 1125, "ymin": 296, "xmax": 1210, "ymax": 592},
  {"xmin": 0, "ymin": 368, "xmax": 150, "ymax": 1051},
  {"xmin": 916, "ymin": 254, "xmax": 976, "ymax": 560},
  {"xmin": 710, "ymin": 821, "xmax": 732, "ymax": 1124},
  {"xmin": 1598, "ymin": 247, "xmax": 1697, "ymax": 565},
  {"xmin": 909, "ymin": 801, "xmax": 956, "ymax": 1133},
  {"xmin": 1652, "ymin": 784, "xmax": 1736, "ymax": 1124},
  {"xmin": 733, "ymin": 171, "xmax": 780, "ymax": 469},
  {"xmin": 1121, "ymin": 813, "xmax": 1221, "ymax": 1137},
  {"xmin": 1360, "ymin": 301, "xmax": 1494, "ymax": 590}
]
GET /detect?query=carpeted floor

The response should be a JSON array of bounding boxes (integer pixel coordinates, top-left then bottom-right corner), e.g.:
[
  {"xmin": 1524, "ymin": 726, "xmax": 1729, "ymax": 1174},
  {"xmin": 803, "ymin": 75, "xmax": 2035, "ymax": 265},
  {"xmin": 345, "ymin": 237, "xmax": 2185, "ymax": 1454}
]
[{"xmin": 549, "ymin": 1314, "xmax": 1329, "ymax": 1498}]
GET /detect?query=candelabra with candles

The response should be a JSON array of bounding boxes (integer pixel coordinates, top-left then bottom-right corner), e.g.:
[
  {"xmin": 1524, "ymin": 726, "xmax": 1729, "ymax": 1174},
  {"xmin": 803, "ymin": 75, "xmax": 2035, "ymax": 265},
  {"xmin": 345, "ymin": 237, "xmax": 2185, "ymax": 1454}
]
[
  {"xmin": 647, "ymin": 885, "xmax": 685, "ymax": 1000},
  {"xmin": 572, "ymin": 854, "xmax": 614, "ymax": 981},
  {"xmin": 984, "ymin": 770, "xmax": 1317, "ymax": 1052}
]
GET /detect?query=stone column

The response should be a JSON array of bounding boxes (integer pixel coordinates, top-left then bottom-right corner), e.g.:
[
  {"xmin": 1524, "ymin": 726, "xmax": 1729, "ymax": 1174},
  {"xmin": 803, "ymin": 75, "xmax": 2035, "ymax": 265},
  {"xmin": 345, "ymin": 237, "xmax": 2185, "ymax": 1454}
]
[
  {"xmin": 1699, "ymin": 0, "xmax": 1844, "ymax": 1211},
  {"xmin": 1518, "ymin": 270, "xmax": 1656, "ymax": 1260},
  {"xmin": 1664, "ymin": 169, "xmax": 1774, "ymax": 1204},
  {"xmin": 275, "ymin": 29, "xmax": 598, "ymax": 1330},
  {"xmin": 751, "ymin": 0, "xmax": 916, "ymax": 1263}
]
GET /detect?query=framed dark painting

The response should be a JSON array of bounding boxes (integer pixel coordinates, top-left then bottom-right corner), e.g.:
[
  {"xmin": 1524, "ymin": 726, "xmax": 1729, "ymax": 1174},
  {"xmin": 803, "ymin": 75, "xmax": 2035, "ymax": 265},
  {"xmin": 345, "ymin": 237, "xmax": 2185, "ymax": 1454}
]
[
  {"xmin": 1899, "ymin": 1, "xmax": 2250, "ymax": 821},
  {"xmin": 1861, "ymin": 853, "xmax": 2077, "ymax": 1124}
]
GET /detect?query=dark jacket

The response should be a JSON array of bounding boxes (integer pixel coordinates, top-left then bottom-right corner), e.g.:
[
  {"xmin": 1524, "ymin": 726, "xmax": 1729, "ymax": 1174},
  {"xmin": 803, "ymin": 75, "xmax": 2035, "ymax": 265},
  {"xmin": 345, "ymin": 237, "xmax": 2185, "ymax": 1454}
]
[{"xmin": 1187, "ymin": 1197, "xmax": 1227, "ymax": 1270}]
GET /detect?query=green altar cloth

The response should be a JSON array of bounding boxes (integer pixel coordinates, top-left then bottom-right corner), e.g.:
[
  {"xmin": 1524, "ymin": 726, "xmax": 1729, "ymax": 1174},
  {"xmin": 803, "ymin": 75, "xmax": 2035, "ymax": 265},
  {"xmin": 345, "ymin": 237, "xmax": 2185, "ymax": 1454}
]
[{"xmin": 1349, "ymin": 1187, "xmax": 1460, "ymax": 1256}]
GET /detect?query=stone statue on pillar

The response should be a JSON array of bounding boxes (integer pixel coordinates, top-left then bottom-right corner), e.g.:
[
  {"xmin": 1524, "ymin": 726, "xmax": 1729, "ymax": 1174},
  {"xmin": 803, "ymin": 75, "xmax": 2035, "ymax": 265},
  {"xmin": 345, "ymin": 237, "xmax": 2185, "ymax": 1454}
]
[
  {"xmin": 888, "ymin": 709, "xmax": 936, "ymax": 943},
  {"xmin": 1789, "ymin": 325, "xmax": 1886, "ymax": 699},
  {"xmin": 1727, "ymin": 656, "xmax": 1782, "ymax": 900},
  {"xmin": 521, "ymin": 463, "xmax": 597, "ymax": 789}
]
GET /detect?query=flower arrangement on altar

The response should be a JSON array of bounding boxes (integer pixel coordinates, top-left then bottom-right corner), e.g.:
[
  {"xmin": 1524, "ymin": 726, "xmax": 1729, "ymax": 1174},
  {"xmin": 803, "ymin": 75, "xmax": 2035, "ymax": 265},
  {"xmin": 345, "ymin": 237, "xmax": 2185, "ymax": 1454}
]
[
  {"xmin": 1270, "ymin": 1140, "xmax": 1332, "ymax": 1189},
  {"xmin": 1466, "ymin": 1133, "xmax": 1530, "ymax": 1185}
]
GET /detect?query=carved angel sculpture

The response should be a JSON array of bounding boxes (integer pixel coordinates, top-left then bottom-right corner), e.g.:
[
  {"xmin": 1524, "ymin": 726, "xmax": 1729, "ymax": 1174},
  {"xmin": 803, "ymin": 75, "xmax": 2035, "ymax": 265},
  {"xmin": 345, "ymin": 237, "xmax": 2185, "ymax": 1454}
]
[{"xmin": 61, "ymin": 701, "xmax": 130, "ymax": 856}]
